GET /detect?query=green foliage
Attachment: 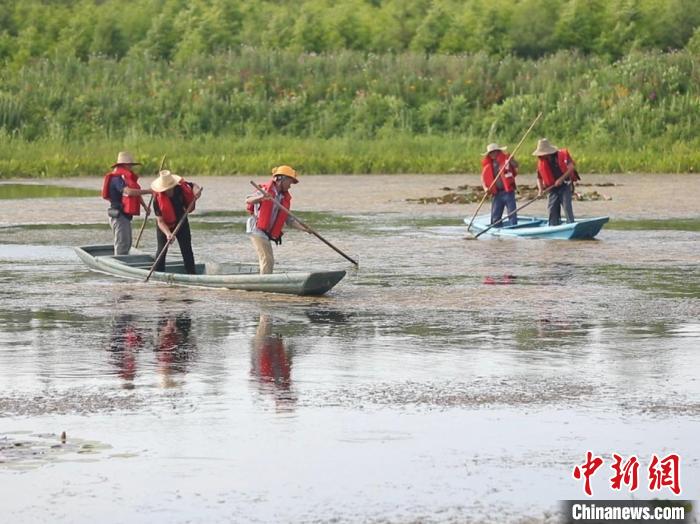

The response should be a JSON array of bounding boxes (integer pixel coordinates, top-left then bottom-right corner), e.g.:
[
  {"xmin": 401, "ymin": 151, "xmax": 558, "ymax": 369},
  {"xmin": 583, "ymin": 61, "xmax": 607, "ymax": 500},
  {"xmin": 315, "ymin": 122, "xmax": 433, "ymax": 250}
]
[
  {"xmin": 1, "ymin": 0, "xmax": 699, "ymax": 61},
  {"xmin": 1, "ymin": 1, "xmax": 700, "ymax": 175},
  {"xmin": 4, "ymin": 132, "xmax": 700, "ymax": 177},
  {"xmin": 686, "ymin": 26, "xmax": 700, "ymax": 54},
  {"xmin": 411, "ymin": 1, "xmax": 451, "ymax": 54},
  {"xmin": 1, "ymin": 47, "xmax": 700, "ymax": 174}
]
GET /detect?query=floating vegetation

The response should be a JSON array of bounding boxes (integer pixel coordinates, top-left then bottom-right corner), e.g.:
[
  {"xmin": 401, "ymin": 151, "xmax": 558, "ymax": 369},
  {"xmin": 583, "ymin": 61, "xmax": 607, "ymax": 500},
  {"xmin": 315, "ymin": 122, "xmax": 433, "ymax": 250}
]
[
  {"xmin": 0, "ymin": 431, "xmax": 113, "ymax": 471},
  {"xmin": 407, "ymin": 184, "xmax": 614, "ymax": 205}
]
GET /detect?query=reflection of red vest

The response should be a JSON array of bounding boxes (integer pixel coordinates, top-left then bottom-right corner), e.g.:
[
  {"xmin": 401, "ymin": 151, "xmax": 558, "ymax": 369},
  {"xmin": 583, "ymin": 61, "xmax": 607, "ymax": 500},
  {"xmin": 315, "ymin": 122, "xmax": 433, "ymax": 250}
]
[
  {"xmin": 155, "ymin": 181, "xmax": 195, "ymax": 228},
  {"xmin": 481, "ymin": 152, "xmax": 517, "ymax": 194},
  {"xmin": 120, "ymin": 326, "xmax": 142, "ymax": 381},
  {"xmin": 254, "ymin": 181, "xmax": 291, "ymax": 242},
  {"xmin": 124, "ymin": 325, "xmax": 143, "ymax": 350},
  {"xmin": 101, "ymin": 166, "xmax": 142, "ymax": 216},
  {"xmin": 257, "ymin": 337, "xmax": 290, "ymax": 385},
  {"xmin": 537, "ymin": 149, "xmax": 575, "ymax": 187}
]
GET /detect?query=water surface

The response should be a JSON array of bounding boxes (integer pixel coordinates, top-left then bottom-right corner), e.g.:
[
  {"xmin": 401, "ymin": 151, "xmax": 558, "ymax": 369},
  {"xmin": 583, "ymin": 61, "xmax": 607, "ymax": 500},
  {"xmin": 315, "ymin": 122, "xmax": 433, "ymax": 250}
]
[{"xmin": 1, "ymin": 174, "xmax": 698, "ymax": 523}]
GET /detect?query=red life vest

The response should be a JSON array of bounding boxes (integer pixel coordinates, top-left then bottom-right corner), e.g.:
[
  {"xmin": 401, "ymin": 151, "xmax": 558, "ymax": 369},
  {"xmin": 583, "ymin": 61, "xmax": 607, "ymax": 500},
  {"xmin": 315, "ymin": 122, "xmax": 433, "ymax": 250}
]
[
  {"xmin": 481, "ymin": 151, "xmax": 517, "ymax": 194},
  {"xmin": 537, "ymin": 149, "xmax": 577, "ymax": 188},
  {"xmin": 101, "ymin": 166, "xmax": 142, "ymax": 216},
  {"xmin": 154, "ymin": 181, "xmax": 196, "ymax": 229},
  {"xmin": 251, "ymin": 180, "xmax": 291, "ymax": 242}
]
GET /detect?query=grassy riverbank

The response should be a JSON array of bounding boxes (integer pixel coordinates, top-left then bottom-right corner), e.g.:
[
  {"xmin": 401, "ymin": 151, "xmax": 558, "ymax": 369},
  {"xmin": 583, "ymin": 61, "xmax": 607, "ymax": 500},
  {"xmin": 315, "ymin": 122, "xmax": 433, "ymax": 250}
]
[
  {"xmin": 2, "ymin": 134, "xmax": 700, "ymax": 178},
  {"xmin": 2, "ymin": 48, "xmax": 700, "ymax": 176}
]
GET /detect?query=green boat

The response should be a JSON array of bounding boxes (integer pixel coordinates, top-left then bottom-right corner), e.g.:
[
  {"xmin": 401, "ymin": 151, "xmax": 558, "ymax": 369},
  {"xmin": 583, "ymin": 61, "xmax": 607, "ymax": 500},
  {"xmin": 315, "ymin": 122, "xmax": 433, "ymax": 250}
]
[{"xmin": 74, "ymin": 245, "xmax": 346, "ymax": 296}]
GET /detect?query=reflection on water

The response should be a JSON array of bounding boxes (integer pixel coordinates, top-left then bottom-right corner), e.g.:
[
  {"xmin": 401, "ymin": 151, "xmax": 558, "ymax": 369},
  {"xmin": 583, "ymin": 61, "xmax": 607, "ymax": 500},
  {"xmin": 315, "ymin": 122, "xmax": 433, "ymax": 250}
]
[
  {"xmin": 600, "ymin": 265, "xmax": 700, "ymax": 298},
  {"xmin": 483, "ymin": 273, "xmax": 517, "ymax": 285},
  {"xmin": 107, "ymin": 314, "xmax": 143, "ymax": 385},
  {"xmin": 105, "ymin": 309, "xmax": 198, "ymax": 389},
  {"xmin": 1, "ymin": 176, "xmax": 699, "ymax": 523},
  {"xmin": 155, "ymin": 313, "xmax": 197, "ymax": 388},
  {"xmin": 251, "ymin": 314, "xmax": 296, "ymax": 411}
]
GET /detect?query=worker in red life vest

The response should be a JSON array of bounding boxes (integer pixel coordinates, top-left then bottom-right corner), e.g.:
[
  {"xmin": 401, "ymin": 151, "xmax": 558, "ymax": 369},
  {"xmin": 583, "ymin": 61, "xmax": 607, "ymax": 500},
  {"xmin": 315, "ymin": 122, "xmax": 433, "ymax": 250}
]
[
  {"xmin": 150, "ymin": 170, "xmax": 202, "ymax": 274},
  {"xmin": 533, "ymin": 138, "xmax": 580, "ymax": 226},
  {"xmin": 101, "ymin": 151, "xmax": 152, "ymax": 255},
  {"xmin": 245, "ymin": 165, "xmax": 310, "ymax": 274},
  {"xmin": 481, "ymin": 143, "xmax": 519, "ymax": 227}
]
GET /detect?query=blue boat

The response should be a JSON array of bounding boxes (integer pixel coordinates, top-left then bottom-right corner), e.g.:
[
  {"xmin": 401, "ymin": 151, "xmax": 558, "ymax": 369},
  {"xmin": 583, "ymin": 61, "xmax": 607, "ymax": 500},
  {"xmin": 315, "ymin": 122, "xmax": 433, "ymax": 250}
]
[{"xmin": 465, "ymin": 215, "xmax": 609, "ymax": 239}]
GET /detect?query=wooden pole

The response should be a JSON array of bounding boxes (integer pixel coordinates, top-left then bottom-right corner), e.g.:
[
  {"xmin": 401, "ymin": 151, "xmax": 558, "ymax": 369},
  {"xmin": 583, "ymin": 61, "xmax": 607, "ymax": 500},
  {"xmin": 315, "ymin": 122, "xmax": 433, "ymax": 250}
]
[
  {"xmin": 249, "ymin": 181, "xmax": 359, "ymax": 267},
  {"xmin": 145, "ymin": 187, "xmax": 203, "ymax": 282},
  {"xmin": 473, "ymin": 170, "xmax": 571, "ymax": 239},
  {"xmin": 133, "ymin": 154, "xmax": 167, "ymax": 249},
  {"xmin": 465, "ymin": 112, "xmax": 542, "ymax": 232}
]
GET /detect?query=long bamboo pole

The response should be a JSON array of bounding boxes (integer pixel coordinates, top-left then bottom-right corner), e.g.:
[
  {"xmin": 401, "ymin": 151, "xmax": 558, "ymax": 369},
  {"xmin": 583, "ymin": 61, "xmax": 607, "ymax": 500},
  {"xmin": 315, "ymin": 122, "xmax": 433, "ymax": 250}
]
[
  {"xmin": 145, "ymin": 187, "xmax": 203, "ymax": 282},
  {"xmin": 250, "ymin": 181, "xmax": 359, "ymax": 267},
  {"xmin": 473, "ymin": 170, "xmax": 573, "ymax": 239},
  {"xmin": 465, "ymin": 112, "xmax": 543, "ymax": 232},
  {"xmin": 133, "ymin": 154, "xmax": 167, "ymax": 249}
]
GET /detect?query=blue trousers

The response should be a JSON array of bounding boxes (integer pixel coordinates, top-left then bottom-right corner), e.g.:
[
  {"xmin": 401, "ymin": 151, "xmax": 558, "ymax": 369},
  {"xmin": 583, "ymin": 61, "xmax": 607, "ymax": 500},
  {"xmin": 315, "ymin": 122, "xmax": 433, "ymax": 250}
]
[
  {"xmin": 491, "ymin": 191, "xmax": 517, "ymax": 227},
  {"xmin": 547, "ymin": 184, "xmax": 575, "ymax": 226}
]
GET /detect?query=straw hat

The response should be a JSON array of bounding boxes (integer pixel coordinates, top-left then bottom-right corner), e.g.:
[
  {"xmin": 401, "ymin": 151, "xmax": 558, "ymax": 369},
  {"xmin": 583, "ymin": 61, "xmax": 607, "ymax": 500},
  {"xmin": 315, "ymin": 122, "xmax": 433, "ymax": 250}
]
[
  {"xmin": 111, "ymin": 151, "xmax": 141, "ymax": 167},
  {"xmin": 271, "ymin": 165, "xmax": 299, "ymax": 184},
  {"xmin": 532, "ymin": 138, "xmax": 559, "ymax": 156},
  {"xmin": 151, "ymin": 170, "xmax": 182, "ymax": 192},
  {"xmin": 483, "ymin": 143, "xmax": 507, "ymax": 155}
]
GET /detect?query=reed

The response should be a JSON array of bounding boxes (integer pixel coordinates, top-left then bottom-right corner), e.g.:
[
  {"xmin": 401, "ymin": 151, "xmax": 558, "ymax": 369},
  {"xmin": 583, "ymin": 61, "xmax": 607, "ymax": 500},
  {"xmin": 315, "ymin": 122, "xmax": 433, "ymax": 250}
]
[
  {"xmin": 3, "ymin": 134, "xmax": 700, "ymax": 178},
  {"xmin": 1, "ymin": 48, "xmax": 700, "ymax": 175}
]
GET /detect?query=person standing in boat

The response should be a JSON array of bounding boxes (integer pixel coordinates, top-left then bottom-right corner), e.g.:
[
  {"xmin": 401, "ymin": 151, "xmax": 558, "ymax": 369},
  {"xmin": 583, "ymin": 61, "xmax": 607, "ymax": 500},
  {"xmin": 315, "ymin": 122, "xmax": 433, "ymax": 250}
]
[
  {"xmin": 533, "ymin": 138, "xmax": 580, "ymax": 226},
  {"xmin": 245, "ymin": 165, "xmax": 310, "ymax": 274},
  {"xmin": 151, "ymin": 170, "xmax": 202, "ymax": 274},
  {"xmin": 481, "ymin": 143, "xmax": 519, "ymax": 227},
  {"xmin": 101, "ymin": 151, "xmax": 152, "ymax": 255}
]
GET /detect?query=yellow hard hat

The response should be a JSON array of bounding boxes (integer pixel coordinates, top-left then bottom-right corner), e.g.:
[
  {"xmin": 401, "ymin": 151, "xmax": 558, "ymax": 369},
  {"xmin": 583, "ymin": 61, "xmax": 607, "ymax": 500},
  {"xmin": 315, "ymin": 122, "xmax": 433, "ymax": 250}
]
[{"xmin": 271, "ymin": 165, "xmax": 299, "ymax": 183}]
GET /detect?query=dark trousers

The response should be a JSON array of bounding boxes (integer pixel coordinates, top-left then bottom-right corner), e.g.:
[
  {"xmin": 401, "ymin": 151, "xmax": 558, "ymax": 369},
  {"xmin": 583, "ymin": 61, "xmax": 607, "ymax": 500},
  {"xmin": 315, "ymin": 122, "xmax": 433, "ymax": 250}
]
[
  {"xmin": 490, "ymin": 191, "xmax": 518, "ymax": 227},
  {"xmin": 547, "ymin": 184, "xmax": 575, "ymax": 226},
  {"xmin": 155, "ymin": 219, "xmax": 196, "ymax": 274}
]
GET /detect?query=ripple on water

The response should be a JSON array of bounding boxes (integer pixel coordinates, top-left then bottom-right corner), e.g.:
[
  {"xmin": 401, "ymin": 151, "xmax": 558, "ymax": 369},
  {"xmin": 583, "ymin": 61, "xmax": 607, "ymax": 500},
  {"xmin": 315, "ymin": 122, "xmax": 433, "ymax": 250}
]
[{"xmin": 0, "ymin": 177, "xmax": 699, "ymax": 521}]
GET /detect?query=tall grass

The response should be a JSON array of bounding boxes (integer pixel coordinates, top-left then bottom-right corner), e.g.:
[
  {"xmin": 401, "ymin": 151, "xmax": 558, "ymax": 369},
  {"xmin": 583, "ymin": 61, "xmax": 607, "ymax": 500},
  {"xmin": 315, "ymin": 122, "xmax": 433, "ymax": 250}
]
[
  {"xmin": 3, "ymin": 134, "xmax": 700, "ymax": 177},
  {"xmin": 1, "ymin": 48, "xmax": 700, "ymax": 175}
]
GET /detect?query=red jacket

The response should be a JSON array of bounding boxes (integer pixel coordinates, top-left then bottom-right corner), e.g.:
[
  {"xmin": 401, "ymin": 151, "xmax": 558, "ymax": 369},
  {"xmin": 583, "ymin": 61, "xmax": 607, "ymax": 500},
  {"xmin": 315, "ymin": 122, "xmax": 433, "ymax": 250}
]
[
  {"xmin": 155, "ymin": 181, "xmax": 195, "ymax": 228},
  {"xmin": 537, "ymin": 149, "xmax": 578, "ymax": 187},
  {"xmin": 102, "ymin": 166, "xmax": 142, "ymax": 216},
  {"xmin": 249, "ymin": 180, "xmax": 291, "ymax": 242},
  {"xmin": 481, "ymin": 151, "xmax": 517, "ymax": 194}
]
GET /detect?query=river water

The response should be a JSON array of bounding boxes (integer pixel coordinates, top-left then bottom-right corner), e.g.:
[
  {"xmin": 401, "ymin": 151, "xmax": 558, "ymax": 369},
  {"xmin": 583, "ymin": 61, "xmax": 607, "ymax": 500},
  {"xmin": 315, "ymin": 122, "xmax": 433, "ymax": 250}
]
[{"xmin": 0, "ymin": 174, "xmax": 698, "ymax": 523}]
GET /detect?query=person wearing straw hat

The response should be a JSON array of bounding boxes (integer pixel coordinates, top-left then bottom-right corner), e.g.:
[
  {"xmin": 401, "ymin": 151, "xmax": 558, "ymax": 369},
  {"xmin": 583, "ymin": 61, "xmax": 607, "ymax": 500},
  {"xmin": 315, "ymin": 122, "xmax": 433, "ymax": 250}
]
[
  {"xmin": 245, "ymin": 165, "xmax": 310, "ymax": 274},
  {"xmin": 101, "ymin": 151, "xmax": 152, "ymax": 255},
  {"xmin": 151, "ymin": 170, "xmax": 202, "ymax": 274},
  {"xmin": 481, "ymin": 143, "xmax": 519, "ymax": 227},
  {"xmin": 532, "ymin": 138, "xmax": 580, "ymax": 226}
]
